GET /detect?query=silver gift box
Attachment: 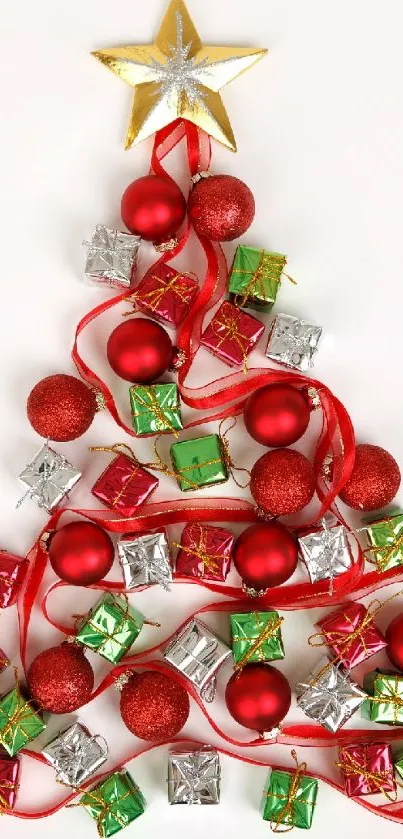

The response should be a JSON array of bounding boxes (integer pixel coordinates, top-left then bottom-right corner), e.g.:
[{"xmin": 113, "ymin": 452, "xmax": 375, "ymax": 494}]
[
  {"xmin": 42, "ymin": 723, "xmax": 108, "ymax": 787},
  {"xmin": 164, "ymin": 618, "xmax": 231, "ymax": 701},
  {"xmin": 168, "ymin": 748, "xmax": 220, "ymax": 805},
  {"xmin": 299, "ymin": 523, "xmax": 352, "ymax": 586},
  {"xmin": 117, "ymin": 532, "xmax": 172, "ymax": 592},
  {"xmin": 265, "ymin": 313, "xmax": 322, "ymax": 372},
  {"xmin": 18, "ymin": 444, "xmax": 81, "ymax": 512},
  {"xmin": 296, "ymin": 656, "xmax": 366, "ymax": 733},
  {"xmin": 84, "ymin": 225, "xmax": 141, "ymax": 290}
]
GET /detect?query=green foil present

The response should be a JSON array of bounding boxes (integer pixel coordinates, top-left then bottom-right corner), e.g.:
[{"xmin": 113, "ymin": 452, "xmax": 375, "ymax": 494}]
[
  {"xmin": 170, "ymin": 434, "xmax": 228, "ymax": 492},
  {"xmin": 129, "ymin": 383, "xmax": 183, "ymax": 436},
  {"xmin": 228, "ymin": 245, "xmax": 287, "ymax": 312},
  {"xmin": 362, "ymin": 670, "xmax": 403, "ymax": 725},
  {"xmin": 0, "ymin": 684, "xmax": 46, "ymax": 756},
  {"xmin": 80, "ymin": 770, "xmax": 145, "ymax": 837},
  {"xmin": 230, "ymin": 611, "xmax": 284, "ymax": 668},
  {"xmin": 76, "ymin": 593, "xmax": 145, "ymax": 664},
  {"xmin": 262, "ymin": 757, "xmax": 319, "ymax": 830},
  {"xmin": 394, "ymin": 750, "xmax": 403, "ymax": 782},
  {"xmin": 362, "ymin": 511, "xmax": 403, "ymax": 572}
]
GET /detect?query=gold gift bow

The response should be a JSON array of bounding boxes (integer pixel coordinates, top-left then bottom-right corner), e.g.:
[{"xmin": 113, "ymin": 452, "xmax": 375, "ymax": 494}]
[
  {"xmin": 127, "ymin": 271, "xmax": 198, "ymax": 314},
  {"xmin": 0, "ymin": 778, "xmax": 19, "ymax": 813},
  {"xmin": 131, "ymin": 386, "xmax": 181, "ymax": 437},
  {"xmin": 66, "ymin": 780, "xmax": 134, "ymax": 837},
  {"xmin": 172, "ymin": 524, "xmax": 225, "ymax": 577},
  {"xmin": 209, "ymin": 304, "xmax": 253, "ymax": 374},
  {"xmin": 234, "ymin": 612, "xmax": 284, "ymax": 671},
  {"xmin": 75, "ymin": 595, "xmax": 159, "ymax": 655},
  {"xmin": 90, "ymin": 444, "xmax": 157, "ymax": 508},
  {"xmin": 269, "ymin": 750, "xmax": 310, "ymax": 833},
  {"xmin": 364, "ymin": 518, "xmax": 403, "ymax": 572},
  {"xmin": 0, "ymin": 668, "xmax": 41, "ymax": 751},
  {"xmin": 232, "ymin": 251, "xmax": 296, "ymax": 309},
  {"xmin": 368, "ymin": 674, "xmax": 403, "ymax": 724},
  {"xmin": 335, "ymin": 747, "xmax": 397, "ymax": 802}
]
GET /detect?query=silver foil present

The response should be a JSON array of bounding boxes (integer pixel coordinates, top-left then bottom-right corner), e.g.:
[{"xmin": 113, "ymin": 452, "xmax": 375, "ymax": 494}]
[
  {"xmin": 164, "ymin": 618, "xmax": 231, "ymax": 702},
  {"xmin": 299, "ymin": 522, "xmax": 352, "ymax": 591},
  {"xmin": 168, "ymin": 748, "xmax": 220, "ymax": 805},
  {"xmin": 42, "ymin": 723, "xmax": 108, "ymax": 787},
  {"xmin": 117, "ymin": 531, "xmax": 172, "ymax": 592},
  {"xmin": 296, "ymin": 656, "xmax": 366, "ymax": 733},
  {"xmin": 84, "ymin": 225, "xmax": 140, "ymax": 290},
  {"xmin": 265, "ymin": 313, "xmax": 322, "ymax": 372},
  {"xmin": 18, "ymin": 444, "xmax": 81, "ymax": 512}
]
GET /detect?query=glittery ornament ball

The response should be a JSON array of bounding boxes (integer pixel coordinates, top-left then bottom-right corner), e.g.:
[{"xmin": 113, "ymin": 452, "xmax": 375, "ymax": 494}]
[
  {"xmin": 250, "ymin": 448, "xmax": 316, "ymax": 516},
  {"xmin": 120, "ymin": 671, "xmax": 190, "ymax": 741},
  {"xmin": 188, "ymin": 174, "xmax": 255, "ymax": 241},
  {"xmin": 27, "ymin": 643, "xmax": 94, "ymax": 714},
  {"xmin": 339, "ymin": 443, "xmax": 401, "ymax": 511},
  {"xmin": 27, "ymin": 374, "xmax": 97, "ymax": 441}
]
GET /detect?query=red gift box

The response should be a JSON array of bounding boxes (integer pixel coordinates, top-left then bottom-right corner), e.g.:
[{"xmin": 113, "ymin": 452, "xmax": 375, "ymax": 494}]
[
  {"xmin": 0, "ymin": 755, "xmax": 20, "ymax": 811},
  {"xmin": 133, "ymin": 263, "xmax": 199, "ymax": 327},
  {"xmin": 337, "ymin": 742, "xmax": 395, "ymax": 797},
  {"xmin": 0, "ymin": 648, "xmax": 10, "ymax": 674},
  {"xmin": 92, "ymin": 453, "xmax": 159, "ymax": 516},
  {"xmin": 200, "ymin": 301, "xmax": 264, "ymax": 370},
  {"xmin": 316, "ymin": 601, "xmax": 386, "ymax": 669},
  {"xmin": 175, "ymin": 523, "xmax": 234, "ymax": 581},
  {"xmin": 0, "ymin": 551, "xmax": 28, "ymax": 609}
]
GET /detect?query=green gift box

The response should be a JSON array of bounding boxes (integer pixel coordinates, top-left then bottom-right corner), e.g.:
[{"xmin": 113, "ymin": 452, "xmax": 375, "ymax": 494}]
[
  {"xmin": 80, "ymin": 771, "xmax": 145, "ymax": 837},
  {"xmin": 230, "ymin": 611, "xmax": 284, "ymax": 667},
  {"xmin": 0, "ymin": 684, "xmax": 46, "ymax": 756},
  {"xmin": 362, "ymin": 670, "xmax": 403, "ymax": 725},
  {"xmin": 262, "ymin": 762, "xmax": 319, "ymax": 830},
  {"xmin": 129, "ymin": 383, "xmax": 183, "ymax": 436},
  {"xmin": 361, "ymin": 511, "xmax": 403, "ymax": 572},
  {"xmin": 170, "ymin": 434, "xmax": 228, "ymax": 492},
  {"xmin": 76, "ymin": 593, "xmax": 145, "ymax": 664},
  {"xmin": 394, "ymin": 750, "xmax": 403, "ymax": 782},
  {"xmin": 228, "ymin": 245, "xmax": 287, "ymax": 312}
]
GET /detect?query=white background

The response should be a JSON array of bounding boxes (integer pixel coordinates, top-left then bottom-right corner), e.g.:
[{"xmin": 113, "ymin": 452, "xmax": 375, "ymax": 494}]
[{"xmin": 1, "ymin": 0, "xmax": 403, "ymax": 836}]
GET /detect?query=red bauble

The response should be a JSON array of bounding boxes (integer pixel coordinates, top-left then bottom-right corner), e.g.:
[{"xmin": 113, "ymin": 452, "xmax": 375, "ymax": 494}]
[
  {"xmin": 338, "ymin": 444, "xmax": 401, "ymax": 511},
  {"xmin": 225, "ymin": 663, "xmax": 291, "ymax": 732},
  {"xmin": 27, "ymin": 643, "xmax": 94, "ymax": 713},
  {"xmin": 250, "ymin": 448, "xmax": 316, "ymax": 516},
  {"xmin": 234, "ymin": 522, "xmax": 298, "ymax": 592},
  {"xmin": 121, "ymin": 175, "xmax": 186, "ymax": 242},
  {"xmin": 27, "ymin": 374, "xmax": 97, "ymax": 442},
  {"xmin": 386, "ymin": 614, "xmax": 403, "ymax": 671},
  {"xmin": 107, "ymin": 318, "xmax": 173, "ymax": 383},
  {"xmin": 188, "ymin": 174, "xmax": 255, "ymax": 241},
  {"xmin": 48, "ymin": 521, "xmax": 114, "ymax": 586},
  {"xmin": 244, "ymin": 384, "xmax": 311, "ymax": 448},
  {"xmin": 120, "ymin": 671, "xmax": 190, "ymax": 740}
]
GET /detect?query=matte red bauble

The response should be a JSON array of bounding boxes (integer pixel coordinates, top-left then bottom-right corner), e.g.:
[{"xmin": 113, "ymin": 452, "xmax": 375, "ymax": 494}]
[
  {"xmin": 48, "ymin": 521, "xmax": 114, "ymax": 586},
  {"xmin": 27, "ymin": 643, "xmax": 94, "ymax": 713},
  {"xmin": 338, "ymin": 444, "xmax": 401, "ymax": 511},
  {"xmin": 244, "ymin": 384, "xmax": 311, "ymax": 448},
  {"xmin": 188, "ymin": 174, "xmax": 255, "ymax": 241},
  {"xmin": 120, "ymin": 670, "xmax": 190, "ymax": 740},
  {"xmin": 225, "ymin": 663, "xmax": 291, "ymax": 732},
  {"xmin": 121, "ymin": 175, "xmax": 186, "ymax": 242},
  {"xmin": 385, "ymin": 614, "xmax": 403, "ymax": 671},
  {"xmin": 27, "ymin": 374, "xmax": 97, "ymax": 442},
  {"xmin": 107, "ymin": 318, "xmax": 173, "ymax": 383},
  {"xmin": 234, "ymin": 522, "xmax": 298, "ymax": 593},
  {"xmin": 250, "ymin": 449, "xmax": 316, "ymax": 516}
]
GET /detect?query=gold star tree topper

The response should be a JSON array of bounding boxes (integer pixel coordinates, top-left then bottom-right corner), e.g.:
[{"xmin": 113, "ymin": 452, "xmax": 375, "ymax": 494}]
[{"xmin": 93, "ymin": 0, "xmax": 267, "ymax": 151}]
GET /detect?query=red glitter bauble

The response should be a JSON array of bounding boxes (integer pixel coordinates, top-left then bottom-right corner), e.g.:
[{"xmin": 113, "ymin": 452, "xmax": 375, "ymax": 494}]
[
  {"xmin": 338, "ymin": 444, "xmax": 401, "ymax": 511},
  {"xmin": 107, "ymin": 318, "xmax": 173, "ymax": 383},
  {"xmin": 49, "ymin": 521, "xmax": 114, "ymax": 586},
  {"xmin": 250, "ymin": 448, "xmax": 316, "ymax": 516},
  {"xmin": 121, "ymin": 175, "xmax": 186, "ymax": 242},
  {"xmin": 27, "ymin": 374, "xmax": 97, "ymax": 442},
  {"xmin": 244, "ymin": 384, "xmax": 311, "ymax": 448},
  {"xmin": 386, "ymin": 614, "xmax": 403, "ymax": 671},
  {"xmin": 234, "ymin": 522, "xmax": 298, "ymax": 592},
  {"xmin": 120, "ymin": 671, "xmax": 190, "ymax": 741},
  {"xmin": 188, "ymin": 174, "xmax": 255, "ymax": 241},
  {"xmin": 225, "ymin": 663, "xmax": 291, "ymax": 732},
  {"xmin": 27, "ymin": 643, "xmax": 94, "ymax": 713}
]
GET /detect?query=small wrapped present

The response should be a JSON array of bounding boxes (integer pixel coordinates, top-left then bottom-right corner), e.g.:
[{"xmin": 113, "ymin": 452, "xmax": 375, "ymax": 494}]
[
  {"xmin": 230, "ymin": 611, "xmax": 284, "ymax": 669},
  {"xmin": 164, "ymin": 618, "xmax": 231, "ymax": 701},
  {"xmin": 0, "ymin": 551, "xmax": 28, "ymax": 609},
  {"xmin": 337, "ymin": 742, "xmax": 396, "ymax": 798},
  {"xmin": 83, "ymin": 225, "xmax": 140, "ymax": 290},
  {"xmin": 170, "ymin": 434, "xmax": 228, "ymax": 492},
  {"xmin": 91, "ymin": 446, "xmax": 159, "ymax": 515},
  {"xmin": 361, "ymin": 511, "xmax": 403, "ymax": 572},
  {"xmin": 168, "ymin": 748, "xmax": 220, "ymax": 805},
  {"xmin": 117, "ymin": 531, "xmax": 172, "ymax": 591},
  {"xmin": 129, "ymin": 383, "xmax": 182, "ymax": 436},
  {"xmin": 228, "ymin": 245, "xmax": 288, "ymax": 312},
  {"xmin": 174, "ymin": 523, "xmax": 234, "ymax": 581},
  {"xmin": 0, "ymin": 648, "xmax": 10, "ymax": 674},
  {"xmin": 133, "ymin": 263, "xmax": 198, "ymax": 327},
  {"xmin": 0, "ymin": 681, "xmax": 46, "ymax": 756},
  {"xmin": 200, "ymin": 301, "xmax": 264, "ymax": 371},
  {"xmin": 18, "ymin": 443, "xmax": 81, "ymax": 512},
  {"xmin": 363, "ymin": 670, "xmax": 403, "ymax": 725},
  {"xmin": 42, "ymin": 723, "xmax": 108, "ymax": 787},
  {"xmin": 0, "ymin": 755, "xmax": 20, "ymax": 812},
  {"xmin": 313, "ymin": 602, "xmax": 386, "ymax": 669},
  {"xmin": 262, "ymin": 751, "xmax": 318, "ymax": 830},
  {"xmin": 299, "ymin": 523, "xmax": 352, "ymax": 591},
  {"xmin": 79, "ymin": 771, "xmax": 145, "ymax": 837},
  {"xmin": 394, "ymin": 749, "xmax": 403, "ymax": 782},
  {"xmin": 266, "ymin": 313, "xmax": 322, "ymax": 372},
  {"xmin": 76, "ymin": 594, "xmax": 145, "ymax": 664},
  {"xmin": 296, "ymin": 656, "xmax": 366, "ymax": 733}
]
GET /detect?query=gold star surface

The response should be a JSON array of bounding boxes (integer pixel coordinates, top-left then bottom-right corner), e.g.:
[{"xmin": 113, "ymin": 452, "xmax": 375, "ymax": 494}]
[{"xmin": 93, "ymin": 0, "xmax": 267, "ymax": 151}]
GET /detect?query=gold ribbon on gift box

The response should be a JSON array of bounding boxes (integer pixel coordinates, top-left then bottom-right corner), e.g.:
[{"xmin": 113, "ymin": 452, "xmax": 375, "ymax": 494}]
[
  {"xmin": 66, "ymin": 781, "xmax": 135, "ymax": 837},
  {"xmin": 363, "ymin": 520, "xmax": 403, "ymax": 572},
  {"xmin": 131, "ymin": 387, "xmax": 181, "ymax": 437},
  {"xmin": 233, "ymin": 612, "xmax": 284, "ymax": 671},
  {"xmin": 173, "ymin": 524, "xmax": 225, "ymax": 577},
  {"xmin": 74, "ymin": 594, "xmax": 159, "ymax": 654},
  {"xmin": 368, "ymin": 674, "xmax": 403, "ymax": 724},
  {"xmin": 269, "ymin": 750, "xmax": 310, "ymax": 833},
  {"xmin": 0, "ymin": 778, "xmax": 19, "ymax": 813},
  {"xmin": 0, "ymin": 668, "xmax": 40, "ymax": 752},
  {"xmin": 232, "ymin": 251, "xmax": 296, "ymax": 309},
  {"xmin": 90, "ymin": 443, "xmax": 156, "ymax": 508},
  {"xmin": 128, "ymin": 271, "xmax": 198, "ymax": 314},
  {"xmin": 210, "ymin": 303, "xmax": 252, "ymax": 374},
  {"xmin": 335, "ymin": 746, "xmax": 397, "ymax": 801}
]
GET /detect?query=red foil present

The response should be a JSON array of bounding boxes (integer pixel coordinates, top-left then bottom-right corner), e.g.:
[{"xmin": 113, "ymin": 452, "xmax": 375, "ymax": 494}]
[
  {"xmin": 0, "ymin": 648, "xmax": 10, "ymax": 674},
  {"xmin": 0, "ymin": 551, "xmax": 28, "ymax": 609},
  {"xmin": 337, "ymin": 742, "xmax": 395, "ymax": 797},
  {"xmin": 0, "ymin": 755, "xmax": 20, "ymax": 811},
  {"xmin": 175, "ymin": 523, "xmax": 234, "ymax": 581},
  {"xmin": 316, "ymin": 602, "xmax": 386, "ymax": 669},
  {"xmin": 200, "ymin": 300, "xmax": 264, "ymax": 371},
  {"xmin": 92, "ymin": 452, "xmax": 159, "ymax": 516},
  {"xmin": 133, "ymin": 263, "xmax": 199, "ymax": 327}
]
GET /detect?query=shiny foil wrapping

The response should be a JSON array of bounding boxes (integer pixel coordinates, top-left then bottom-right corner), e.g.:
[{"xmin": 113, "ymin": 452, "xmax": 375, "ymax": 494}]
[
  {"xmin": 175, "ymin": 523, "xmax": 234, "ymax": 581},
  {"xmin": 338, "ymin": 742, "xmax": 395, "ymax": 797},
  {"xmin": 92, "ymin": 453, "xmax": 159, "ymax": 515},
  {"xmin": 80, "ymin": 771, "xmax": 145, "ymax": 837},
  {"xmin": 262, "ymin": 767, "xmax": 318, "ymax": 830},
  {"xmin": 297, "ymin": 656, "xmax": 366, "ymax": 733},
  {"xmin": 0, "ymin": 685, "xmax": 46, "ymax": 756},
  {"xmin": 84, "ymin": 225, "xmax": 140, "ymax": 290},
  {"xmin": 129, "ymin": 383, "xmax": 183, "ymax": 436},
  {"xmin": 117, "ymin": 531, "xmax": 172, "ymax": 591},
  {"xmin": 228, "ymin": 246, "xmax": 286, "ymax": 312},
  {"xmin": 230, "ymin": 611, "xmax": 284, "ymax": 666},
  {"xmin": 164, "ymin": 618, "xmax": 231, "ymax": 701},
  {"xmin": 168, "ymin": 748, "xmax": 220, "ymax": 805},
  {"xmin": 200, "ymin": 301, "xmax": 264, "ymax": 368},
  {"xmin": 299, "ymin": 524, "xmax": 352, "ymax": 586},
  {"xmin": 76, "ymin": 593, "xmax": 144, "ymax": 664},
  {"xmin": 0, "ymin": 647, "xmax": 9, "ymax": 674},
  {"xmin": 316, "ymin": 602, "xmax": 386, "ymax": 669},
  {"xmin": 42, "ymin": 723, "xmax": 108, "ymax": 787},
  {"xmin": 265, "ymin": 313, "xmax": 322, "ymax": 372},
  {"xmin": 363, "ymin": 670, "xmax": 403, "ymax": 725},
  {"xmin": 0, "ymin": 551, "xmax": 28, "ymax": 609},
  {"xmin": 133, "ymin": 263, "xmax": 199, "ymax": 327},
  {"xmin": 18, "ymin": 444, "xmax": 81, "ymax": 512},
  {"xmin": 170, "ymin": 434, "xmax": 228, "ymax": 492},
  {"xmin": 361, "ymin": 511, "xmax": 403, "ymax": 572},
  {"xmin": 0, "ymin": 755, "xmax": 20, "ymax": 811},
  {"xmin": 394, "ymin": 749, "xmax": 403, "ymax": 782}
]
